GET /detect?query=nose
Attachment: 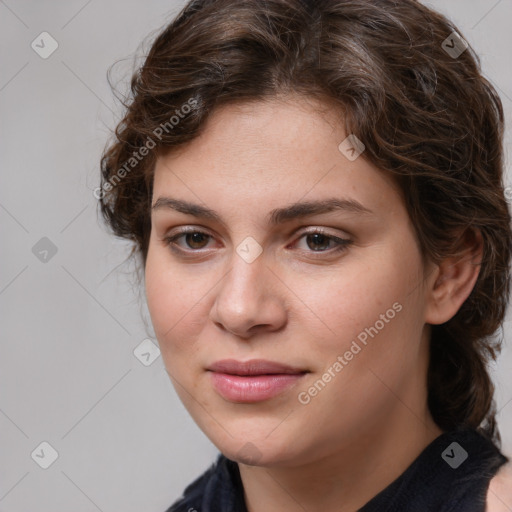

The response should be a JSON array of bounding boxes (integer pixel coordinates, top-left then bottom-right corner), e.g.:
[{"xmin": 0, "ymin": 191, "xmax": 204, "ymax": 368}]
[{"xmin": 209, "ymin": 252, "xmax": 287, "ymax": 339}]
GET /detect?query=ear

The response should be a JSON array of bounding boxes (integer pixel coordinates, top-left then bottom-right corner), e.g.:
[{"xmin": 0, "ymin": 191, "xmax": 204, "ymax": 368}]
[{"xmin": 424, "ymin": 228, "xmax": 484, "ymax": 325}]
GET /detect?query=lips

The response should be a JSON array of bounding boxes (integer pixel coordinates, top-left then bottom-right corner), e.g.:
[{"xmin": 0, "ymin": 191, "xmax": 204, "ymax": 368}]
[
  {"xmin": 207, "ymin": 359, "xmax": 307, "ymax": 376},
  {"xmin": 207, "ymin": 359, "xmax": 308, "ymax": 402}
]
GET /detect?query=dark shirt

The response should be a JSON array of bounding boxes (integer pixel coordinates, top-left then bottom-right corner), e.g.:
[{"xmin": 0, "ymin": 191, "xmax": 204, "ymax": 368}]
[{"xmin": 165, "ymin": 428, "xmax": 509, "ymax": 512}]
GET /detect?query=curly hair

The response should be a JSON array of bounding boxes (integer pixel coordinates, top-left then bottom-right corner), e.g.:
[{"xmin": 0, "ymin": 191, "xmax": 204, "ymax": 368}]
[{"xmin": 98, "ymin": 0, "xmax": 512, "ymax": 443}]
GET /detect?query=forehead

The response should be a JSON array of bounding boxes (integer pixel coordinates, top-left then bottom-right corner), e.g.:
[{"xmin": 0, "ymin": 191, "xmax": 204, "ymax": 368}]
[{"xmin": 158, "ymin": 97, "xmax": 342, "ymax": 170}]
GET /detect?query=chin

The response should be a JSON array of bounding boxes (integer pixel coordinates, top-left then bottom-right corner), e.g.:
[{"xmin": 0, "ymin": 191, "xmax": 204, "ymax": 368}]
[{"xmin": 206, "ymin": 427, "xmax": 301, "ymax": 468}]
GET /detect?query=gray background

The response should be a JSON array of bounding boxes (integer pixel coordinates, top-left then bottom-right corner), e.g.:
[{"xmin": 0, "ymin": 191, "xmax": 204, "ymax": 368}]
[{"xmin": 1, "ymin": 1, "xmax": 511, "ymax": 511}]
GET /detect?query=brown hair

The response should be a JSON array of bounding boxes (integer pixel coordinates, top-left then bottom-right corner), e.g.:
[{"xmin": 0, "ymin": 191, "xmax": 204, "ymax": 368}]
[{"xmin": 99, "ymin": 0, "xmax": 512, "ymax": 443}]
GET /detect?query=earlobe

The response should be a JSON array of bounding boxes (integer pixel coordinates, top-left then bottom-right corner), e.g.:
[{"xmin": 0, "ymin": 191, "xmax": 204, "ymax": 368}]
[{"xmin": 425, "ymin": 229, "xmax": 483, "ymax": 325}]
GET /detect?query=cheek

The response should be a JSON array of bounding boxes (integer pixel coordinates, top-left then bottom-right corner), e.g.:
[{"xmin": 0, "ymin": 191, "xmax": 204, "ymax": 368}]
[
  {"xmin": 145, "ymin": 253, "xmax": 172, "ymax": 335},
  {"xmin": 145, "ymin": 248, "xmax": 207, "ymax": 353},
  {"xmin": 293, "ymin": 271, "xmax": 423, "ymax": 431},
  {"xmin": 294, "ymin": 258, "xmax": 412, "ymax": 337}
]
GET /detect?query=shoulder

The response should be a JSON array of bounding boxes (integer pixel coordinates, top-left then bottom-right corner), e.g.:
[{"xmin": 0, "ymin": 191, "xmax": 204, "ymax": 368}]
[
  {"xmin": 165, "ymin": 454, "xmax": 239, "ymax": 512},
  {"xmin": 165, "ymin": 458, "xmax": 220, "ymax": 512},
  {"xmin": 486, "ymin": 461, "xmax": 512, "ymax": 512}
]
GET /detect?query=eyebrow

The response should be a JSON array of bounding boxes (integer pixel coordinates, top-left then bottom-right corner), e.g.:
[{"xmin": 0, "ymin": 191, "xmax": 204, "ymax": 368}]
[{"xmin": 151, "ymin": 197, "xmax": 373, "ymax": 224}]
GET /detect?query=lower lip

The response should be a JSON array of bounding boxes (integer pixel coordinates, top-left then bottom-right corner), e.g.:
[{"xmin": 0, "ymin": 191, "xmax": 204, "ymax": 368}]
[{"xmin": 209, "ymin": 372, "xmax": 306, "ymax": 402}]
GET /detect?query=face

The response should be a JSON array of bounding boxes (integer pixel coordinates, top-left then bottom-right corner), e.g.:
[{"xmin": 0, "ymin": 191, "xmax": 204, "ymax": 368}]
[{"xmin": 145, "ymin": 96, "xmax": 432, "ymax": 467}]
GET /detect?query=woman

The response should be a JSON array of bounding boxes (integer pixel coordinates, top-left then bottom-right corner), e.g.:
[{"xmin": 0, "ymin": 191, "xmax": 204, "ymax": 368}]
[{"xmin": 98, "ymin": 0, "xmax": 512, "ymax": 510}]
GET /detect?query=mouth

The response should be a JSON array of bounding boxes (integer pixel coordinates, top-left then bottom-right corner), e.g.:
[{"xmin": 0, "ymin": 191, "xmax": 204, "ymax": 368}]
[{"xmin": 207, "ymin": 359, "xmax": 309, "ymax": 403}]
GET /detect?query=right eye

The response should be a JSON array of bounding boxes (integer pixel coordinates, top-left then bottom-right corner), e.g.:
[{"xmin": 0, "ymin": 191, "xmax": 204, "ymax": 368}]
[{"xmin": 162, "ymin": 228, "xmax": 217, "ymax": 254}]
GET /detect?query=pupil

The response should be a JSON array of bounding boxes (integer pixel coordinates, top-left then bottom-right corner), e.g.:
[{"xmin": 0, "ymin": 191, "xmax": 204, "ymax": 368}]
[{"xmin": 307, "ymin": 233, "xmax": 329, "ymax": 251}]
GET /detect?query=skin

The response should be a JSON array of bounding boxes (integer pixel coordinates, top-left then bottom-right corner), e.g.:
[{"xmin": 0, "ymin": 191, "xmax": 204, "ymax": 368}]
[
  {"xmin": 145, "ymin": 95, "xmax": 495, "ymax": 511},
  {"xmin": 487, "ymin": 464, "xmax": 512, "ymax": 511}
]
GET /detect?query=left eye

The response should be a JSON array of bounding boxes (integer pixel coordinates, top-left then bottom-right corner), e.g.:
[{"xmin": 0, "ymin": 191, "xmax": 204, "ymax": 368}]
[{"xmin": 294, "ymin": 232, "xmax": 351, "ymax": 253}]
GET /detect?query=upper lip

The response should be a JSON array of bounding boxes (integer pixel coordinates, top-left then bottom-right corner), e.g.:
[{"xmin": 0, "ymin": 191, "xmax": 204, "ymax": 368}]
[{"xmin": 207, "ymin": 359, "xmax": 307, "ymax": 376}]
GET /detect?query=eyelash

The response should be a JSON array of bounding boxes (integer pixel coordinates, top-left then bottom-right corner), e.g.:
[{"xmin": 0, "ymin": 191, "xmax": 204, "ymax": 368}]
[{"xmin": 162, "ymin": 227, "xmax": 352, "ymax": 258}]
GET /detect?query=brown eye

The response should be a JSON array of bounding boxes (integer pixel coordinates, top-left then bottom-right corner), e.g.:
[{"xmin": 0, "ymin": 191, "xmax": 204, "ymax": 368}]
[
  {"xmin": 292, "ymin": 229, "xmax": 352, "ymax": 257},
  {"xmin": 163, "ymin": 229, "xmax": 215, "ymax": 253},
  {"xmin": 305, "ymin": 233, "xmax": 331, "ymax": 251},
  {"xmin": 185, "ymin": 232, "xmax": 210, "ymax": 249}
]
